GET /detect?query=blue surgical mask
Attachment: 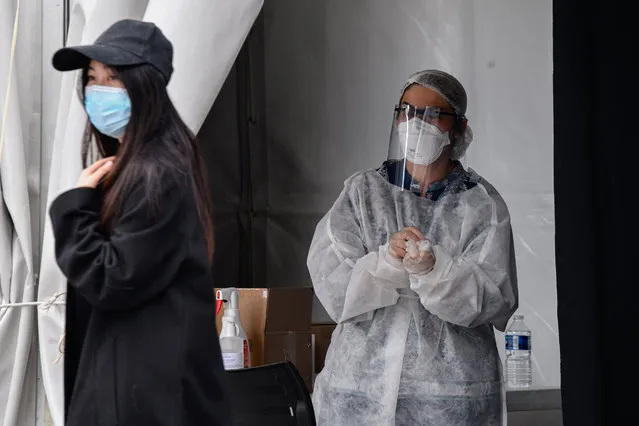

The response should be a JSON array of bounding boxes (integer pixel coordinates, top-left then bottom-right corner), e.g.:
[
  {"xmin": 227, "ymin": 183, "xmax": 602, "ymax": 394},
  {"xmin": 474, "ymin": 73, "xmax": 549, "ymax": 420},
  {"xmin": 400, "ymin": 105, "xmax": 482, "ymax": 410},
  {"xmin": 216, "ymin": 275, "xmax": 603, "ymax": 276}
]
[{"xmin": 84, "ymin": 85, "xmax": 131, "ymax": 139}]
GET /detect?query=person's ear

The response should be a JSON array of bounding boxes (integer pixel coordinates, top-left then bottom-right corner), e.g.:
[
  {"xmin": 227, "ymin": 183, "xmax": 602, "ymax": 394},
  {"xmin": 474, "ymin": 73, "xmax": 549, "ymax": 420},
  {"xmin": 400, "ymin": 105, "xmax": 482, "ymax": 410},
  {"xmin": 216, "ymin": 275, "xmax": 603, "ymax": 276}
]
[{"xmin": 452, "ymin": 118, "xmax": 468, "ymax": 141}]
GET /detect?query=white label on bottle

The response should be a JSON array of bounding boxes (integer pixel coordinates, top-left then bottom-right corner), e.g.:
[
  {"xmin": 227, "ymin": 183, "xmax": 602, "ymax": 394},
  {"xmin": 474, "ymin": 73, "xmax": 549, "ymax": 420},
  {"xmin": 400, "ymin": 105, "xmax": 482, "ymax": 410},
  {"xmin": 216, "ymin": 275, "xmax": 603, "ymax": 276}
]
[{"xmin": 222, "ymin": 352, "xmax": 243, "ymax": 370}]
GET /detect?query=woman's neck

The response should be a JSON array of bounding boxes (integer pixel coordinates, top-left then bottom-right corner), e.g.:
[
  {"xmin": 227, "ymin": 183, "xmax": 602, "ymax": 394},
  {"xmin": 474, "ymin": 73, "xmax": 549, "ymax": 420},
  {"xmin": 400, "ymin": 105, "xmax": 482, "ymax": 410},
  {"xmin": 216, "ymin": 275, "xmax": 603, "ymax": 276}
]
[{"xmin": 406, "ymin": 156, "xmax": 455, "ymax": 196}]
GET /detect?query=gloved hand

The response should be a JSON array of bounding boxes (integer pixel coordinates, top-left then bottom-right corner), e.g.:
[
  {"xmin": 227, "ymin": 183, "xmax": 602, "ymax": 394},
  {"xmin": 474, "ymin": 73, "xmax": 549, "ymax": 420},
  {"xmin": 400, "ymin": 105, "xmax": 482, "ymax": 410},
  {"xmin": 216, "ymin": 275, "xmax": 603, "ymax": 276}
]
[
  {"xmin": 388, "ymin": 227, "xmax": 424, "ymax": 260},
  {"xmin": 403, "ymin": 239, "xmax": 436, "ymax": 275}
]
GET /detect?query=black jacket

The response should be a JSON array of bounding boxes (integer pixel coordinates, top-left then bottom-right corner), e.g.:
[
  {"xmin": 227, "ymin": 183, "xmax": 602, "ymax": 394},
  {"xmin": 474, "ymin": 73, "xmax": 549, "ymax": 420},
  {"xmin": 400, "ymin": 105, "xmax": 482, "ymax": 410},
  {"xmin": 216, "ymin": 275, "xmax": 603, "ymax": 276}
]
[{"xmin": 50, "ymin": 173, "xmax": 232, "ymax": 426}]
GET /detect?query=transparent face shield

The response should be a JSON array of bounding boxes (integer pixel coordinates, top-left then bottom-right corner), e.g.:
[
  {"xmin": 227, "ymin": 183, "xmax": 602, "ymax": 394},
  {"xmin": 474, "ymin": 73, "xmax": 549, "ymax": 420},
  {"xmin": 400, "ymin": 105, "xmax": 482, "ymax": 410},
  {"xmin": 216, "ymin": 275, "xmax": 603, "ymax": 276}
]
[{"xmin": 386, "ymin": 103, "xmax": 472, "ymax": 194}]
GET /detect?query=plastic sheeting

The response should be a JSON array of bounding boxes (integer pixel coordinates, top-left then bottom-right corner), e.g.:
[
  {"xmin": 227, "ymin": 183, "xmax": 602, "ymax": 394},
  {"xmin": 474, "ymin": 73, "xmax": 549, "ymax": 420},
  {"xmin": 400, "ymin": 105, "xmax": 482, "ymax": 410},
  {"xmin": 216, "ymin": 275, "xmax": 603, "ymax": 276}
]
[{"xmin": 256, "ymin": 0, "xmax": 558, "ymax": 388}]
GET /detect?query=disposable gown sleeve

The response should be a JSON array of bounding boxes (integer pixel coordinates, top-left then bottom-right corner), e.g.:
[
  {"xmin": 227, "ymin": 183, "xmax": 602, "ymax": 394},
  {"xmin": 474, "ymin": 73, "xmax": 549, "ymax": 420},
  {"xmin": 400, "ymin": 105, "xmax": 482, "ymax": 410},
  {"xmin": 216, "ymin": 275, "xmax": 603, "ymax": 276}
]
[
  {"xmin": 308, "ymin": 181, "xmax": 409, "ymax": 324},
  {"xmin": 49, "ymin": 180, "xmax": 186, "ymax": 311},
  {"xmin": 409, "ymin": 194, "xmax": 518, "ymax": 331}
]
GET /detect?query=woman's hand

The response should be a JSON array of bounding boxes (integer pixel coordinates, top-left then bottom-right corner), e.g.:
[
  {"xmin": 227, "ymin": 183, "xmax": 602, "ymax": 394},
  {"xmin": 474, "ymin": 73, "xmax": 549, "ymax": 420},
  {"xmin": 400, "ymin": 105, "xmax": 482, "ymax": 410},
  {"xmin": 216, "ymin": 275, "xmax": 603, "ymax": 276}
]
[
  {"xmin": 388, "ymin": 227, "xmax": 424, "ymax": 259},
  {"xmin": 403, "ymin": 239, "xmax": 436, "ymax": 275},
  {"xmin": 76, "ymin": 157, "xmax": 115, "ymax": 188}
]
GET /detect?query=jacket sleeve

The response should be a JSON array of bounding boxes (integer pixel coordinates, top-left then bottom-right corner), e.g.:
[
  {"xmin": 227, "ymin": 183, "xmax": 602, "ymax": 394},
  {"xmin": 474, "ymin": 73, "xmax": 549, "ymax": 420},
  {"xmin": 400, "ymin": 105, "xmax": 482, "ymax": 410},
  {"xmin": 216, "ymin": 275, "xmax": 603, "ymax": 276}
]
[
  {"xmin": 409, "ymin": 197, "xmax": 518, "ymax": 331},
  {"xmin": 49, "ymin": 181, "xmax": 187, "ymax": 311},
  {"xmin": 307, "ymin": 180, "xmax": 409, "ymax": 324}
]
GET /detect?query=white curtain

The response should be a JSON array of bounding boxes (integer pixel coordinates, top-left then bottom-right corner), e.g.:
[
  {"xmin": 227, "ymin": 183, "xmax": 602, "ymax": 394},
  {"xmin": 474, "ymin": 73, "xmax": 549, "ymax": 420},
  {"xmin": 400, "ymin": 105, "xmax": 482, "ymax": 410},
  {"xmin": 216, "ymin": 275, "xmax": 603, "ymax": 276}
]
[
  {"xmin": 0, "ymin": 0, "xmax": 36, "ymax": 424},
  {"xmin": 36, "ymin": 1, "xmax": 263, "ymax": 425}
]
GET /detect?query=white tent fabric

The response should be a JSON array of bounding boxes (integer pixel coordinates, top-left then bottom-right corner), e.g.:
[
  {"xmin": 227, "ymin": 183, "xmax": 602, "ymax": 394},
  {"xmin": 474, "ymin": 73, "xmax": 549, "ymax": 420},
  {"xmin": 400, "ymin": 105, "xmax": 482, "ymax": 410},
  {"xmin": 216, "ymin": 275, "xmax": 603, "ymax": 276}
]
[
  {"xmin": 0, "ymin": 0, "xmax": 36, "ymax": 424},
  {"xmin": 2, "ymin": 0, "xmax": 263, "ymax": 425}
]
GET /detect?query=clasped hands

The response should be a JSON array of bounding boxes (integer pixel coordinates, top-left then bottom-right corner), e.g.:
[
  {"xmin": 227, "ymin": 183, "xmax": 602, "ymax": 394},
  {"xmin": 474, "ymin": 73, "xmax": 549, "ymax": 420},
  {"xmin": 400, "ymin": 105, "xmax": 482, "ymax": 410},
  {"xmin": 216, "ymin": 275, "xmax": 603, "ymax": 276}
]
[{"xmin": 388, "ymin": 227, "xmax": 435, "ymax": 275}]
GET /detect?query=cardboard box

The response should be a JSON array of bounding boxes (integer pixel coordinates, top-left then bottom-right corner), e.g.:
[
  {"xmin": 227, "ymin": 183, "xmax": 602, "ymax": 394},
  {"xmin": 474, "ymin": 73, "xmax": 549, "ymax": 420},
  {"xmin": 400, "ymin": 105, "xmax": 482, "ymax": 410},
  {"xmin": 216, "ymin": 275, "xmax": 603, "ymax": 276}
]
[
  {"xmin": 264, "ymin": 331, "xmax": 314, "ymax": 390},
  {"xmin": 311, "ymin": 323, "xmax": 337, "ymax": 374},
  {"xmin": 215, "ymin": 287, "xmax": 314, "ymax": 389}
]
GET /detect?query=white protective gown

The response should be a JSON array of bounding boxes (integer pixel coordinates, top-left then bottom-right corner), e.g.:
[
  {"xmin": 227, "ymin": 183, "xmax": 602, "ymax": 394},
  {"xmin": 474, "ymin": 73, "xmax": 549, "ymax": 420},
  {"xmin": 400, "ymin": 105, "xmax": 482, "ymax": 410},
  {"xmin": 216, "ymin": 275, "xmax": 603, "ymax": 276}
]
[{"xmin": 308, "ymin": 165, "xmax": 518, "ymax": 425}]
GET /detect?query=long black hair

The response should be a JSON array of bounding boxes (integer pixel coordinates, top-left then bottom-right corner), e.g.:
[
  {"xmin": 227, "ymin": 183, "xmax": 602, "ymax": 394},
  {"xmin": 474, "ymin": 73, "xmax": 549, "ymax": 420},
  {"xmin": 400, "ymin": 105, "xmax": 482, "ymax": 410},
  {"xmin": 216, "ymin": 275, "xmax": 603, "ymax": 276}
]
[{"xmin": 79, "ymin": 63, "xmax": 215, "ymax": 260}]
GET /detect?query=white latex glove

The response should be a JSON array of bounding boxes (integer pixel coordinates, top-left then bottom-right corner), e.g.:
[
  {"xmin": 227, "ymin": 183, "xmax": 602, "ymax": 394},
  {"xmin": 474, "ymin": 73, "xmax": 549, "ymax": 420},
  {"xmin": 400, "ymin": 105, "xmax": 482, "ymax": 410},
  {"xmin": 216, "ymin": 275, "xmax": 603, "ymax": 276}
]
[
  {"xmin": 388, "ymin": 227, "xmax": 424, "ymax": 259},
  {"xmin": 403, "ymin": 239, "xmax": 436, "ymax": 275}
]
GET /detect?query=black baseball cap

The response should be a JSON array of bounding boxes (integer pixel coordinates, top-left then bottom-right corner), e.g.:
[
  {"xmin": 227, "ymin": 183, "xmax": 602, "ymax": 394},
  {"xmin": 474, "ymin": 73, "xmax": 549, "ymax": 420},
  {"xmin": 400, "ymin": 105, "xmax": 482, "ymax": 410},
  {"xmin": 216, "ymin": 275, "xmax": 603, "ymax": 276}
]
[{"xmin": 52, "ymin": 19, "xmax": 174, "ymax": 84}]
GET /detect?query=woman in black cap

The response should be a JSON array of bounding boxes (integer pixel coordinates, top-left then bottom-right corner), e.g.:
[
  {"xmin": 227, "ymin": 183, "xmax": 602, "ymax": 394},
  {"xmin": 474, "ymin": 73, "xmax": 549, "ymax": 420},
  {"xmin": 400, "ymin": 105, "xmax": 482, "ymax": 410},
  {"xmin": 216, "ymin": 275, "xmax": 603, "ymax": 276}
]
[{"xmin": 49, "ymin": 19, "xmax": 232, "ymax": 426}]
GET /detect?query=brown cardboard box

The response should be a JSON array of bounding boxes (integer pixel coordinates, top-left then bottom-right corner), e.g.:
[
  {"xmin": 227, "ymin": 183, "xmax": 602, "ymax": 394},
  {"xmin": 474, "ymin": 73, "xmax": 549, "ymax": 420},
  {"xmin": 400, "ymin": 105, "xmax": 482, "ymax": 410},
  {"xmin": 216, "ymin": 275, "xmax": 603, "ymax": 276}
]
[
  {"xmin": 215, "ymin": 287, "xmax": 314, "ymax": 389},
  {"xmin": 264, "ymin": 331, "xmax": 314, "ymax": 390},
  {"xmin": 311, "ymin": 323, "xmax": 337, "ymax": 374}
]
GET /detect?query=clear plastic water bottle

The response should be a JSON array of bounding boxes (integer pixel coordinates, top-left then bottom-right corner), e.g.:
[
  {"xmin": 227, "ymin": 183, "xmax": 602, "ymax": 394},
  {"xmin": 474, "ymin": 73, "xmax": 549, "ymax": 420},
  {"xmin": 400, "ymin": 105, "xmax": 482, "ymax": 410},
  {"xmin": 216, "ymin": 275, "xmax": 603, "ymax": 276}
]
[{"xmin": 505, "ymin": 315, "xmax": 532, "ymax": 388}]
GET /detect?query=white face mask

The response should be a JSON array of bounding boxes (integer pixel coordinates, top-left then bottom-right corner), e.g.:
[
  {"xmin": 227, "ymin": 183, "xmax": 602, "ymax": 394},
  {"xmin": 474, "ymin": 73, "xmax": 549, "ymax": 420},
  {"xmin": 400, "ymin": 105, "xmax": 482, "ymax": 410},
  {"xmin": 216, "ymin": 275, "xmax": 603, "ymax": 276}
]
[{"xmin": 397, "ymin": 118, "xmax": 451, "ymax": 166}]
